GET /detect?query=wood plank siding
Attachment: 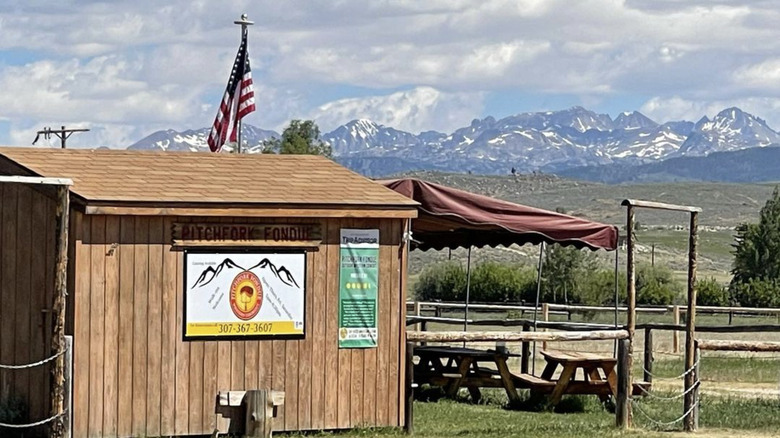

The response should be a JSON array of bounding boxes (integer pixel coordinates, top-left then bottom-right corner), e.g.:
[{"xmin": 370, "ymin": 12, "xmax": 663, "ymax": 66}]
[
  {"xmin": 0, "ymin": 183, "xmax": 57, "ymax": 438},
  {"xmin": 64, "ymin": 215, "xmax": 407, "ymax": 437}
]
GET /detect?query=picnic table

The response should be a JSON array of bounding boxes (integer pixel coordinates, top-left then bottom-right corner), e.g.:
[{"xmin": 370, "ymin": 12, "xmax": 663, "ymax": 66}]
[
  {"xmin": 514, "ymin": 350, "xmax": 651, "ymax": 406},
  {"xmin": 413, "ymin": 346, "xmax": 521, "ymax": 404}
]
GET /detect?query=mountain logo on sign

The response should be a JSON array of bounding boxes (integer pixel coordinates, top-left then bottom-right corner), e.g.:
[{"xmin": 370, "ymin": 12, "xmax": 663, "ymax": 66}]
[{"xmin": 190, "ymin": 257, "xmax": 300, "ymax": 289}]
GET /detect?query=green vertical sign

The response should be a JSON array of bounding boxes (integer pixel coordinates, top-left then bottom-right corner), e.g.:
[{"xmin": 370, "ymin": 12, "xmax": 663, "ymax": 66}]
[{"xmin": 339, "ymin": 229, "xmax": 379, "ymax": 348}]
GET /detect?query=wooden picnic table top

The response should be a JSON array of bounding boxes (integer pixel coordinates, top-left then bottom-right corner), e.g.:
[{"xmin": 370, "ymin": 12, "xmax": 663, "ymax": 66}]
[
  {"xmin": 414, "ymin": 346, "xmax": 508, "ymax": 359},
  {"xmin": 540, "ymin": 350, "xmax": 616, "ymax": 365}
]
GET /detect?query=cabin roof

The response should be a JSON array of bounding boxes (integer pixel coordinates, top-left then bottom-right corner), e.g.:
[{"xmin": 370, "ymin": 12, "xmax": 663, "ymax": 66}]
[{"xmin": 0, "ymin": 147, "xmax": 418, "ymax": 216}]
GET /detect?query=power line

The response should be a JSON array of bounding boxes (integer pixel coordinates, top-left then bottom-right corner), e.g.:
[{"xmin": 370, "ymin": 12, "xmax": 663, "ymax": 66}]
[{"xmin": 32, "ymin": 126, "xmax": 90, "ymax": 149}]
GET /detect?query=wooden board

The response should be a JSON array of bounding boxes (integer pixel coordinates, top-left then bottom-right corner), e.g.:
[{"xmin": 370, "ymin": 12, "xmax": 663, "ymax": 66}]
[
  {"xmin": 117, "ymin": 216, "xmax": 135, "ymax": 436},
  {"xmin": 132, "ymin": 217, "xmax": 149, "ymax": 435},
  {"xmin": 102, "ymin": 216, "xmax": 120, "ymax": 436},
  {"xmin": 160, "ymin": 217, "xmax": 177, "ymax": 434},
  {"xmin": 146, "ymin": 217, "xmax": 164, "ymax": 436},
  {"xmin": 72, "ymin": 213, "xmax": 90, "ymax": 437}
]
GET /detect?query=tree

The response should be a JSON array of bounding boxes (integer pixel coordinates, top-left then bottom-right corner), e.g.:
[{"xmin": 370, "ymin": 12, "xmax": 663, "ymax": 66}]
[
  {"xmin": 262, "ymin": 120, "xmax": 333, "ymax": 158},
  {"xmin": 731, "ymin": 187, "xmax": 780, "ymax": 284},
  {"xmin": 542, "ymin": 243, "xmax": 596, "ymax": 304}
]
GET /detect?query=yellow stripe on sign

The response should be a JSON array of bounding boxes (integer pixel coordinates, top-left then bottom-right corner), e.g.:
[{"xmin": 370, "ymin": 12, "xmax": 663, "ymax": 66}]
[{"xmin": 186, "ymin": 321, "xmax": 302, "ymax": 337}]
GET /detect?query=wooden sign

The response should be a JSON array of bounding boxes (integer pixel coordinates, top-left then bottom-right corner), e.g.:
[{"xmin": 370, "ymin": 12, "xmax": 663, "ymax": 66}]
[{"xmin": 173, "ymin": 223, "xmax": 321, "ymax": 247}]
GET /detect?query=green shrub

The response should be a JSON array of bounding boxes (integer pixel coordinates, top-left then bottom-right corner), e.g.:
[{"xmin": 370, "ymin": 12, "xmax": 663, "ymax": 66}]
[
  {"xmin": 574, "ymin": 269, "xmax": 627, "ymax": 306},
  {"xmin": 697, "ymin": 277, "xmax": 730, "ymax": 306},
  {"xmin": 414, "ymin": 261, "xmax": 467, "ymax": 302},
  {"xmin": 636, "ymin": 265, "xmax": 682, "ymax": 306},
  {"xmin": 413, "ymin": 261, "xmax": 537, "ymax": 303},
  {"xmin": 471, "ymin": 262, "xmax": 537, "ymax": 302},
  {"xmin": 730, "ymin": 278, "xmax": 780, "ymax": 308}
]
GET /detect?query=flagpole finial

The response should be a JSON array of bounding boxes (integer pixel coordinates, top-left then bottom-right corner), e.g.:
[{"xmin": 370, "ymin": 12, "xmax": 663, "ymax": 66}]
[{"xmin": 234, "ymin": 13, "xmax": 254, "ymax": 26}]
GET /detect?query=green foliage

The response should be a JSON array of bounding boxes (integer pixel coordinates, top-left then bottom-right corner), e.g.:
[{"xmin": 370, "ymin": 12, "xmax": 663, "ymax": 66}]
[
  {"xmin": 732, "ymin": 186, "xmax": 780, "ymax": 285},
  {"xmin": 635, "ymin": 265, "xmax": 682, "ymax": 305},
  {"xmin": 413, "ymin": 261, "xmax": 537, "ymax": 303},
  {"xmin": 696, "ymin": 277, "xmax": 730, "ymax": 306},
  {"xmin": 573, "ymin": 269, "xmax": 627, "ymax": 306},
  {"xmin": 730, "ymin": 278, "xmax": 780, "ymax": 308},
  {"xmin": 541, "ymin": 243, "xmax": 596, "ymax": 303},
  {"xmin": 262, "ymin": 119, "xmax": 333, "ymax": 158},
  {"xmin": 471, "ymin": 262, "xmax": 538, "ymax": 302},
  {"xmin": 414, "ymin": 261, "xmax": 466, "ymax": 301}
]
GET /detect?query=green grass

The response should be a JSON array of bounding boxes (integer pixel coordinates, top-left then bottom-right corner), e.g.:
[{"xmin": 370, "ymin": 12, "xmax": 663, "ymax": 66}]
[{"xmin": 280, "ymin": 391, "xmax": 780, "ymax": 437}]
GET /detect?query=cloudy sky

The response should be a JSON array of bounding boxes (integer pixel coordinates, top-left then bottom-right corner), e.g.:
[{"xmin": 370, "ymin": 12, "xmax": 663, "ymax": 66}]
[{"xmin": 1, "ymin": 0, "xmax": 780, "ymax": 148}]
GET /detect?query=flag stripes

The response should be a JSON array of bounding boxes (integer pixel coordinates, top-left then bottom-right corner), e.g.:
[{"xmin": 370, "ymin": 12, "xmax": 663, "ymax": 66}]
[{"xmin": 207, "ymin": 27, "xmax": 256, "ymax": 152}]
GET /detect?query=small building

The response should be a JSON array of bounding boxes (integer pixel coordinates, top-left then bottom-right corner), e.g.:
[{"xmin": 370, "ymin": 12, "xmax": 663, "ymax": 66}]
[{"xmin": 0, "ymin": 147, "xmax": 418, "ymax": 437}]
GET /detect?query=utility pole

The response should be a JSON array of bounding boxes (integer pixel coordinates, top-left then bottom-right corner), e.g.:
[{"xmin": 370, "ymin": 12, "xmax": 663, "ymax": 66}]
[
  {"xmin": 32, "ymin": 126, "xmax": 90, "ymax": 149},
  {"xmin": 234, "ymin": 13, "xmax": 254, "ymax": 154}
]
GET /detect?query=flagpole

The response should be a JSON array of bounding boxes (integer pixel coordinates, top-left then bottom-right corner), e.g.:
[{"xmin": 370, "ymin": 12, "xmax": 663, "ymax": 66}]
[{"xmin": 234, "ymin": 13, "xmax": 254, "ymax": 154}]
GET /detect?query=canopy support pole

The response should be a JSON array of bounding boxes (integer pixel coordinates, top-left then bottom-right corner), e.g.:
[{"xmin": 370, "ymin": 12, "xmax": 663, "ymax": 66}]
[
  {"xmin": 463, "ymin": 246, "xmax": 472, "ymax": 348},
  {"xmin": 532, "ymin": 242, "xmax": 545, "ymax": 374},
  {"xmin": 614, "ymin": 246, "xmax": 620, "ymax": 356}
]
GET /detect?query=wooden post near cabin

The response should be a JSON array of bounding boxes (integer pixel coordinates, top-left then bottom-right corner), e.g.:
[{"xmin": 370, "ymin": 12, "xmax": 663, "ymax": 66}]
[
  {"xmin": 520, "ymin": 323, "xmax": 530, "ymax": 374},
  {"xmin": 541, "ymin": 303, "xmax": 550, "ymax": 351},
  {"xmin": 616, "ymin": 338, "xmax": 630, "ymax": 428},
  {"xmin": 673, "ymin": 305, "xmax": 681, "ymax": 354},
  {"xmin": 624, "ymin": 204, "xmax": 636, "ymax": 427},
  {"xmin": 404, "ymin": 341, "xmax": 414, "ymax": 434},
  {"xmin": 683, "ymin": 211, "xmax": 699, "ymax": 433},
  {"xmin": 643, "ymin": 328, "xmax": 653, "ymax": 384},
  {"xmin": 50, "ymin": 184, "xmax": 70, "ymax": 438},
  {"xmin": 244, "ymin": 390, "xmax": 280, "ymax": 438},
  {"xmin": 413, "ymin": 301, "xmax": 422, "ymax": 332}
]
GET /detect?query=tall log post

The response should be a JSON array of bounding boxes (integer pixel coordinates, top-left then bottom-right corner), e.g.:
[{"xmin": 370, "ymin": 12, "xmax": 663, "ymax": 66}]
[
  {"xmin": 50, "ymin": 185, "xmax": 70, "ymax": 438},
  {"xmin": 616, "ymin": 338, "xmax": 630, "ymax": 428},
  {"xmin": 683, "ymin": 211, "xmax": 698, "ymax": 432},
  {"xmin": 625, "ymin": 205, "xmax": 636, "ymax": 427}
]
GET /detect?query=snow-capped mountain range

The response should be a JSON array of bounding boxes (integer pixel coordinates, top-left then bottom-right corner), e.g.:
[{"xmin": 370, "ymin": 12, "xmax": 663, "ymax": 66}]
[{"xmin": 128, "ymin": 106, "xmax": 780, "ymax": 176}]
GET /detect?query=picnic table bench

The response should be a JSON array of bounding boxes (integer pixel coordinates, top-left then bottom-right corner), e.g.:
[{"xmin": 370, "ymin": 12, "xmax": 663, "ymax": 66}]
[{"xmin": 413, "ymin": 346, "xmax": 521, "ymax": 404}]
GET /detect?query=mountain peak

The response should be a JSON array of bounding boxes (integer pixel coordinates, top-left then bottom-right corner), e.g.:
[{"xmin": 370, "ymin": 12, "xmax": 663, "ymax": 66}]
[{"xmin": 614, "ymin": 111, "xmax": 658, "ymax": 130}]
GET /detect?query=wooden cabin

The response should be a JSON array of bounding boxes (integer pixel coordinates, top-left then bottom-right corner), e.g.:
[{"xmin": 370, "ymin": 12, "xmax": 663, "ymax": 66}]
[{"xmin": 0, "ymin": 147, "xmax": 417, "ymax": 437}]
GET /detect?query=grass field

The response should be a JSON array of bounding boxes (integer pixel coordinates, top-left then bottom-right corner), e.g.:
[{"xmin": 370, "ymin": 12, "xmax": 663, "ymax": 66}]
[{"xmin": 279, "ymin": 308, "xmax": 780, "ymax": 437}]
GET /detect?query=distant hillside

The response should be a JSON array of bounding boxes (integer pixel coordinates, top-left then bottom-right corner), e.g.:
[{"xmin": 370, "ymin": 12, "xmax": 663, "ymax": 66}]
[{"xmin": 559, "ymin": 145, "xmax": 780, "ymax": 183}]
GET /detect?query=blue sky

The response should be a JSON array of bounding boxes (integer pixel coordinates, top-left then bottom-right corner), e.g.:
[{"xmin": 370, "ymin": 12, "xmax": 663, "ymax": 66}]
[{"xmin": 1, "ymin": 0, "xmax": 780, "ymax": 148}]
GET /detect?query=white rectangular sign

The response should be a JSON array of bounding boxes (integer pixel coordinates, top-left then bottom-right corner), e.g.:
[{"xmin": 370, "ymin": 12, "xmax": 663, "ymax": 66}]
[{"xmin": 184, "ymin": 251, "xmax": 306, "ymax": 338}]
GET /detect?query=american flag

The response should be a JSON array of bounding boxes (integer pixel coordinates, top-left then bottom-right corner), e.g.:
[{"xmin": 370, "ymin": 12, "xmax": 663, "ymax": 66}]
[{"xmin": 207, "ymin": 27, "xmax": 256, "ymax": 152}]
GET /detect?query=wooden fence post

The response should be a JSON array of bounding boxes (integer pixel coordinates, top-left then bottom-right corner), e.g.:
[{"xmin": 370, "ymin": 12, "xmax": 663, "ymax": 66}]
[
  {"xmin": 673, "ymin": 305, "xmax": 681, "ymax": 354},
  {"xmin": 616, "ymin": 338, "xmax": 630, "ymax": 429},
  {"xmin": 404, "ymin": 341, "xmax": 415, "ymax": 434},
  {"xmin": 413, "ymin": 301, "xmax": 422, "ymax": 332},
  {"xmin": 643, "ymin": 328, "xmax": 653, "ymax": 384},
  {"xmin": 521, "ymin": 323, "xmax": 530, "ymax": 374},
  {"xmin": 542, "ymin": 303, "xmax": 550, "ymax": 351},
  {"xmin": 51, "ymin": 184, "xmax": 70, "ymax": 438}
]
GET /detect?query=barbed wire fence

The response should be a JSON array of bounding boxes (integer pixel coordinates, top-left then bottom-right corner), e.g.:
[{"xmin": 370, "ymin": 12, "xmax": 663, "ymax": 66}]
[{"xmin": 0, "ymin": 336, "xmax": 72, "ymax": 434}]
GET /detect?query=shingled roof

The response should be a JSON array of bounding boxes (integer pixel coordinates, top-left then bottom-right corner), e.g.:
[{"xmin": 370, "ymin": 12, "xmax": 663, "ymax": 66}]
[{"xmin": 0, "ymin": 147, "xmax": 418, "ymax": 217}]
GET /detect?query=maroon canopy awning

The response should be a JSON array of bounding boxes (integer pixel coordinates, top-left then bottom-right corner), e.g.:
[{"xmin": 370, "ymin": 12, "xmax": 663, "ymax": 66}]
[{"xmin": 380, "ymin": 178, "xmax": 618, "ymax": 251}]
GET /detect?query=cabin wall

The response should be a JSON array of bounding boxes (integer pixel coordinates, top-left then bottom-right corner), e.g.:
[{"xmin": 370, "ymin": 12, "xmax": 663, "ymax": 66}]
[
  {"xmin": 70, "ymin": 215, "xmax": 408, "ymax": 438},
  {"xmin": 0, "ymin": 183, "xmax": 58, "ymax": 437}
]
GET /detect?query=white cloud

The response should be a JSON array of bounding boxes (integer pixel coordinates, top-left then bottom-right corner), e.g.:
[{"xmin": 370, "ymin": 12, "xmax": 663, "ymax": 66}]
[
  {"xmin": 640, "ymin": 96, "xmax": 780, "ymax": 128},
  {"xmin": 308, "ymin": 87, "xmax": 484, "ymax": 134},
  {"xmin": 733, "ymin": 59, "xmax": 780, "ymax": 92},
  {"xmin": 2, "ymin": 0, "xmax": 780, "ymax": 145}
]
